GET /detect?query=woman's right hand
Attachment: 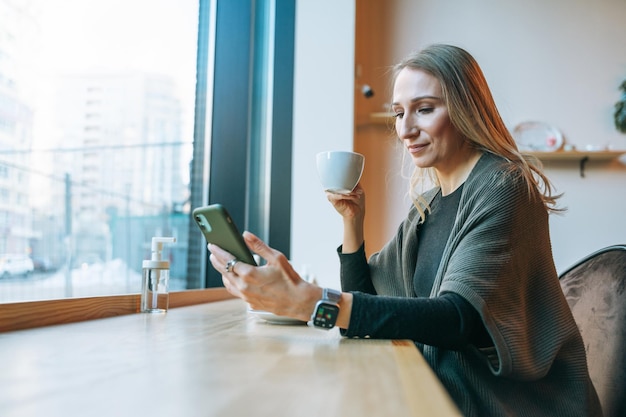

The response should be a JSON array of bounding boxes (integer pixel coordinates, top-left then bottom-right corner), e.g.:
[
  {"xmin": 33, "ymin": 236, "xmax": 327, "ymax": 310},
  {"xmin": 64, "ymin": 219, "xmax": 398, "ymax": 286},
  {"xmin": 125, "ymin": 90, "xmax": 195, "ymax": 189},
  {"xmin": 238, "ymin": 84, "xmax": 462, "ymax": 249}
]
[
  {"xmin": 325, "ymin": 183, "xmax": 366, "ymax": 221},
  {"xmin": 326, "ymin": 184, "xmax": 366, "ymax": 253}
]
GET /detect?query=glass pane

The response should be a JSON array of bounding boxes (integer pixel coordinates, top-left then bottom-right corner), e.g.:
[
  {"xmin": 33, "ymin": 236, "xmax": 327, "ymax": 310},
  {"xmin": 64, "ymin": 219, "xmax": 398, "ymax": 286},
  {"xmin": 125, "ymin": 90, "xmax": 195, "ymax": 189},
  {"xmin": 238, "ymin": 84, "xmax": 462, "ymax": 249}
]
[{"xmin": 0, "ymin": 0, "xmax": 199, "ymax": 302}]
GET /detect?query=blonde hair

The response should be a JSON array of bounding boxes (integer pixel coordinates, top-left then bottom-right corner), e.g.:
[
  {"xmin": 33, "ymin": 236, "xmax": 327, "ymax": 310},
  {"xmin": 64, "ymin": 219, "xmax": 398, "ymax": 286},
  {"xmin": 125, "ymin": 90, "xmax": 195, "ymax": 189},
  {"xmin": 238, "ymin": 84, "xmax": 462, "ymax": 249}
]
[{"xmin": 391, "ymin": 44, "xmax": 561, "ymax": 219}]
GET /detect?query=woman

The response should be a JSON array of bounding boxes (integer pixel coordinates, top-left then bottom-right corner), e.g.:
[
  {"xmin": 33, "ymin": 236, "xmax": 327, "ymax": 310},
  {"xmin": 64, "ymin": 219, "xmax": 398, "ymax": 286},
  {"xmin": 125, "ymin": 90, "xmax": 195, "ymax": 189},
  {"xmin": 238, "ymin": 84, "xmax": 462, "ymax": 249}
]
[{"xmin": 209, "ymin": 44, "xmax": 602, "ymax": 416}]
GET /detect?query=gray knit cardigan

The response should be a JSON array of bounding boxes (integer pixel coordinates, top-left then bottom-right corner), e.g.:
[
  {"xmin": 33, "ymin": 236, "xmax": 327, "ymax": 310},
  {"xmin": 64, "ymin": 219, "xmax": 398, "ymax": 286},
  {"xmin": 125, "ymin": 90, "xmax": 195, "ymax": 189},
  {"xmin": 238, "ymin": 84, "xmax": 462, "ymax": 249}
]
[{"xmin": 366, "ymin": 152, "xmax": 602, "ymax": 416}]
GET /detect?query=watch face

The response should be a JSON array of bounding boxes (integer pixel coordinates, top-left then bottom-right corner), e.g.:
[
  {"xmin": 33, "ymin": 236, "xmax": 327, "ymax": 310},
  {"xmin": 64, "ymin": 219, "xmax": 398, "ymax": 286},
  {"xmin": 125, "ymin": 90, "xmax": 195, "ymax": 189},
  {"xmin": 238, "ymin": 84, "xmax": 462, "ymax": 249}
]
[{"xmin": 312, "ymin": 303, "xmax": 339, "ymax": 329}]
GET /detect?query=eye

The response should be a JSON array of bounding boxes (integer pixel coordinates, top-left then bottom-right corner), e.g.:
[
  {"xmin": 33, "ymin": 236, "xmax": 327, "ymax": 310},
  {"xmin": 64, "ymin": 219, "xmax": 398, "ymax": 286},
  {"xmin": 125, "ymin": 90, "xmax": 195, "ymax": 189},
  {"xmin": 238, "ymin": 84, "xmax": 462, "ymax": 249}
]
[
  {"xmin": 418, "ymin": 107, "xmax": 434, "ymax": 114},
  {"xmin": 390, "ymin": 105, "xmax": 403, "ymax": 119}
]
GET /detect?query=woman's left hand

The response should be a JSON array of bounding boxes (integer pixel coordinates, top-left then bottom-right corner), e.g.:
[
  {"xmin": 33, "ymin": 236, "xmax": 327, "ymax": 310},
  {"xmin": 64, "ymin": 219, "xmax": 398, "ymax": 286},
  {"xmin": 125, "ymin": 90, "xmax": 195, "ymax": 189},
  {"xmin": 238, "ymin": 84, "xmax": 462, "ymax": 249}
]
[{"xmin": 208, "ymin": 231, "xmax": 321, "ymax": 321}]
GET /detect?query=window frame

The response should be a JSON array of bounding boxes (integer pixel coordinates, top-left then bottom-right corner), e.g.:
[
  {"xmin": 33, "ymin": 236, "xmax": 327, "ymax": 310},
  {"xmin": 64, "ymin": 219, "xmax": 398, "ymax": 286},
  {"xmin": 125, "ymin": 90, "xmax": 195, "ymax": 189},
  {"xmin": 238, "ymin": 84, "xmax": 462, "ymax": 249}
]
[{"xmin": 187, "ymin": 0, "xmax": 295, "ymax": 288}]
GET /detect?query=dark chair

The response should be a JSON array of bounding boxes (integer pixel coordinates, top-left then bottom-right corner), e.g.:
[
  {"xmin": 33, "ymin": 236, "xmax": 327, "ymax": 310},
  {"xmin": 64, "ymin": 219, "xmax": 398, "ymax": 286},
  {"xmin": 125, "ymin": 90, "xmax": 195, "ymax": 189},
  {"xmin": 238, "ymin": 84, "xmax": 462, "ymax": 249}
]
[{"xmin": 559, "ymin": 245, "xmax": 626, "ymax": 417}]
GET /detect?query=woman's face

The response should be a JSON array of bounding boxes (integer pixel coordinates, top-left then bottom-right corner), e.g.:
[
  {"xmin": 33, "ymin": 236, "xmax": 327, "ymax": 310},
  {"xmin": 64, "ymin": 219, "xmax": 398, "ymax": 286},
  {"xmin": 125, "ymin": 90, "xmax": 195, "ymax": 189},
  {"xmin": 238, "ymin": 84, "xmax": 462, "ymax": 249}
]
[{"xmin": 391, "ymin": 67, "xmax": 468, "ymax": 174}]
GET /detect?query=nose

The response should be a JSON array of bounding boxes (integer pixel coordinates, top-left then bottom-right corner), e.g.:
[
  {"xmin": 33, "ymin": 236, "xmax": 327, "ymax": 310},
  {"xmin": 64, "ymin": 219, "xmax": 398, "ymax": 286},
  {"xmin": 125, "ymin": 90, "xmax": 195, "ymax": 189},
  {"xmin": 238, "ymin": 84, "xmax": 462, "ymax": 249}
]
[{"xmin": 396, "ymin": 114, "xmax": 419, "ymax": 140}]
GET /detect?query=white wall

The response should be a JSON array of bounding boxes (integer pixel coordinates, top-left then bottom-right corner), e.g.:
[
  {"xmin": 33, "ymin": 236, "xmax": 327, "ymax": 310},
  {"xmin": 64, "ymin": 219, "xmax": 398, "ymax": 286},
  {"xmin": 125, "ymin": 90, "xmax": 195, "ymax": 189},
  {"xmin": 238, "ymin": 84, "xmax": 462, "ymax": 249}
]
[
  {"xmin": 290, "ymin": 0, "xmax": 356, "ymax": 288},
  {"xmin": 386, "ymin": 0, "xmax": 626, "ymax": 150},
  {"xmin": 383, "ymin": 0, "xmax": 626, "ymax": 272}
]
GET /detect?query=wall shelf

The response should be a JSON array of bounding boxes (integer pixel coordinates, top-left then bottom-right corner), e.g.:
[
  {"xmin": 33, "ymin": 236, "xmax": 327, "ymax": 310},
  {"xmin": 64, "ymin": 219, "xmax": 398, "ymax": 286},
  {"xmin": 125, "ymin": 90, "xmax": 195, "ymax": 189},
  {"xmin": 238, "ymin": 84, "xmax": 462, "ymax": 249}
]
[
  {"xmin": 527, "ymin": 150, "xmax": 625, "ymax": 177},
  {"xmin": 527, "ymin": 150, "xmax": 624, "ymax": 161},
  {"xmin": 369, "ymin": 112, "xmax": 394, "ymax": 125}
]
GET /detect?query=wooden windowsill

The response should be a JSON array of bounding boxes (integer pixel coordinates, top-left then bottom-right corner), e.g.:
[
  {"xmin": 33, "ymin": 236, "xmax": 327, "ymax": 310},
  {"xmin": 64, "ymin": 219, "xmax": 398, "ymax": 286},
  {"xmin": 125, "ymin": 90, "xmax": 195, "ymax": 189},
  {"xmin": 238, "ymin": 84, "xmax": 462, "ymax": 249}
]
[{"xmin": 0, "ymin": 288, "xmax": 234, "ymax": 333}]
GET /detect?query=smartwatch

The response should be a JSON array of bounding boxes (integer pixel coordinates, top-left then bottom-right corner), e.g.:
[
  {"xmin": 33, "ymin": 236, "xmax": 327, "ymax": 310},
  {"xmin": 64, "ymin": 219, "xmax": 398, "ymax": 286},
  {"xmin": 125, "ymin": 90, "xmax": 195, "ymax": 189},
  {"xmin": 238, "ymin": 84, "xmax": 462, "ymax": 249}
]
[{"xmin": 309, "ymin": 288, "xmax": 341, "ymax": 329}]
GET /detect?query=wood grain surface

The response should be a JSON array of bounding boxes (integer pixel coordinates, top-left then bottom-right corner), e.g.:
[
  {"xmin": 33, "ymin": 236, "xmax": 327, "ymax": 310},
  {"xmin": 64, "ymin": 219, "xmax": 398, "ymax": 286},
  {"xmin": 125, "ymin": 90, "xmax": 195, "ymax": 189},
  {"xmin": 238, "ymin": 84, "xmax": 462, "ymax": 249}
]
[{"xmin": 0, "ymin": 298, "xmax": 461, "ymax": 417}]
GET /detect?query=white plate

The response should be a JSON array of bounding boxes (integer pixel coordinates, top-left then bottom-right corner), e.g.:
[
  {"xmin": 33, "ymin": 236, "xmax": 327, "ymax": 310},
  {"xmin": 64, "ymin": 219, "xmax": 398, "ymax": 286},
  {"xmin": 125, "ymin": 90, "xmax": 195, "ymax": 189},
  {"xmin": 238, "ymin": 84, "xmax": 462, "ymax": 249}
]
[
  {"xmin": 512, "ymin": 121, "xmax": 564, "ymax": 152},
  {"xmin": 248, "ymin": 310, "xmax": 307, "ymax": 325}
]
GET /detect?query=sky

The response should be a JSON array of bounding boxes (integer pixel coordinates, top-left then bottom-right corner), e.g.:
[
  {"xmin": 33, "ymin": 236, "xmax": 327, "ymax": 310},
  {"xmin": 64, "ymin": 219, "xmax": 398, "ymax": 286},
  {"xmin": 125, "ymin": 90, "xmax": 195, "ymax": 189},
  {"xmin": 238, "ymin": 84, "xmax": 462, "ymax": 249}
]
[
  {"xmin": 38, "ymin": 0, "xmax": 198, "ymax": 79},
  {"xmin": 27, "ymin": 0, "xmax": 199, "ymax": 205},
  {"xmin": 33, "ymin": 0, "xmax": 199, "ymax": 146}
]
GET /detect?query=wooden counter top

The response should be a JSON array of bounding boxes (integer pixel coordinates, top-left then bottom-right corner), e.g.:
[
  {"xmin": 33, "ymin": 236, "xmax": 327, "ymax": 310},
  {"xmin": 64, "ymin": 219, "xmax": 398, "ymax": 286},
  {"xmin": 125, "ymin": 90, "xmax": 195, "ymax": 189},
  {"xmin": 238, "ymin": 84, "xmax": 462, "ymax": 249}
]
[{"xmin": 0, "ymin": 298, "xmax": 461, "ymax": 417}]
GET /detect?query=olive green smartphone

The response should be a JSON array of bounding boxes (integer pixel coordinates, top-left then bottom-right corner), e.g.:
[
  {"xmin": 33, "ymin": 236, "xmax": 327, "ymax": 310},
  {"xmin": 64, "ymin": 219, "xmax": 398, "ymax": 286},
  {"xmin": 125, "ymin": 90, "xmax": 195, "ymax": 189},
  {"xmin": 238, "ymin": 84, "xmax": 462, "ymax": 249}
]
[{"xmin": 192, "ymin": 204, "xmax": 257, "ymax": 265}]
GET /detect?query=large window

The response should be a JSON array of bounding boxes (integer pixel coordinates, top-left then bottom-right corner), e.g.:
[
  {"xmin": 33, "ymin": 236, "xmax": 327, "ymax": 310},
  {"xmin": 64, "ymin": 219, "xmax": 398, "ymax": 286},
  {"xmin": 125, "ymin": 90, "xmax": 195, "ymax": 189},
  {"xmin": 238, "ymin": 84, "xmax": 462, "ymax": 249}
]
[{"xmin": 0, "ymin": 0, "xmax": 295, "ymax": 303}]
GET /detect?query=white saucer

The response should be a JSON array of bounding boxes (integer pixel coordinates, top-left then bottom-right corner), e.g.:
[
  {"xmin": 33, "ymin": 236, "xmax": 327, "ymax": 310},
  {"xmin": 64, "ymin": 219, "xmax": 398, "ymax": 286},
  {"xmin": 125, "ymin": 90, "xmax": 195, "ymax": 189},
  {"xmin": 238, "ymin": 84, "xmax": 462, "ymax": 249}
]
[{"xmin": 248, "ymin": 309, "xmax": 307, "ymax": 325}]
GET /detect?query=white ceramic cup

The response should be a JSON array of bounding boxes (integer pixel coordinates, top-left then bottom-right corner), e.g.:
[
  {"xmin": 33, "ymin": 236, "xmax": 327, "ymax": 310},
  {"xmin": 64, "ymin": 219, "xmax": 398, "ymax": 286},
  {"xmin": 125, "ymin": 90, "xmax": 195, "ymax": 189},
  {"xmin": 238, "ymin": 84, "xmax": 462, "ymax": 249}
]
[{"xmin": 316, "ymin": 151, "xmax": 365, "ymax": 194}]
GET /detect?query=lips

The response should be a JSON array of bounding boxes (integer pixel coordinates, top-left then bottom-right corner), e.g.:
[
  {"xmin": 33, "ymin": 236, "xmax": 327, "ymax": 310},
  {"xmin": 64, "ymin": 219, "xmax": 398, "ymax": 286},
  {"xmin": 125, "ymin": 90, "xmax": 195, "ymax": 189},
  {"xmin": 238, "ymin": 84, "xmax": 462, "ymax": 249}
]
[{"xmin": 407, "ymin": 143, "xmax": 429, "ymax": 154}]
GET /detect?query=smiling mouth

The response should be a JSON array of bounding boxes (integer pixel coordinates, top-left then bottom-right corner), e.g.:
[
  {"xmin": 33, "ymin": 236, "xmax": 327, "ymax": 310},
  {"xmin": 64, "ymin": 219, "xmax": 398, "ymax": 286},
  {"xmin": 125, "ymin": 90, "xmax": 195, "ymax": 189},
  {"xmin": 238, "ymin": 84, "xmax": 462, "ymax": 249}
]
[{"xmin": 408, "ymin": 143, "xmax": 428, "ymax": 153}]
